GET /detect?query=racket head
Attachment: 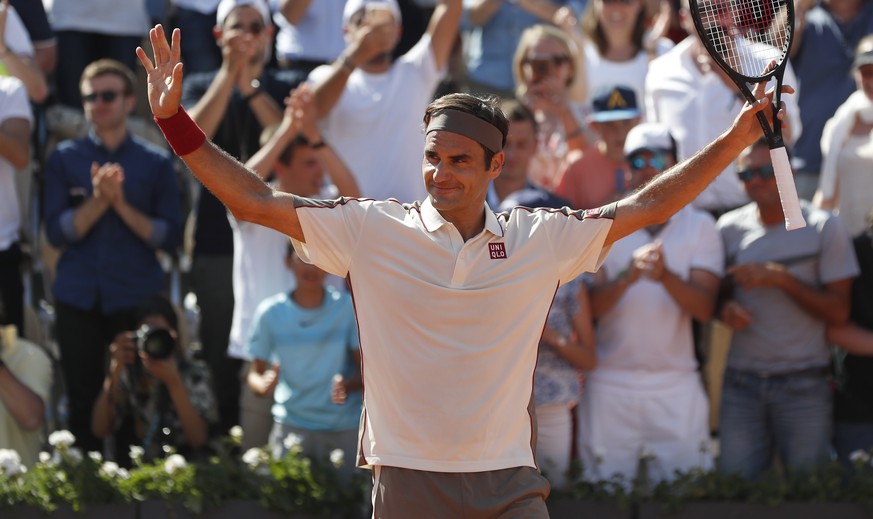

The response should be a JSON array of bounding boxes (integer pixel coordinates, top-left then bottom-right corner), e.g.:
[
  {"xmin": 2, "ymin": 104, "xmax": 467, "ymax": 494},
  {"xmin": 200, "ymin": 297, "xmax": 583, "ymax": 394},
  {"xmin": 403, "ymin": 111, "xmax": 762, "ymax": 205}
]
[{"xmin": 689, "ymin": 0, "xmax": 794, "ymax": 82}]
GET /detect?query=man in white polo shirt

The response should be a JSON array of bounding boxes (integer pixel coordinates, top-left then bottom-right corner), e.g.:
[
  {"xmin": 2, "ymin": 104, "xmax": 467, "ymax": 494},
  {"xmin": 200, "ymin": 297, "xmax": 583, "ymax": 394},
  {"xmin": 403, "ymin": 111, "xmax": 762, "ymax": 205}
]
[{"xmin": 139, "ymin": 24, "xmax": 788, "ymax": 516}]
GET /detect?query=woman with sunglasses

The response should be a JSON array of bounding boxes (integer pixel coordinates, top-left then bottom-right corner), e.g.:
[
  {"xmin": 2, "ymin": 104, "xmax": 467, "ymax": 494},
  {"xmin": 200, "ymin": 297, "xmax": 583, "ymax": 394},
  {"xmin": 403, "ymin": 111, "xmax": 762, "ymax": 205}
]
[{"xmin": 512, "ymin": 24, "xmax": 588, "ymax": 191}]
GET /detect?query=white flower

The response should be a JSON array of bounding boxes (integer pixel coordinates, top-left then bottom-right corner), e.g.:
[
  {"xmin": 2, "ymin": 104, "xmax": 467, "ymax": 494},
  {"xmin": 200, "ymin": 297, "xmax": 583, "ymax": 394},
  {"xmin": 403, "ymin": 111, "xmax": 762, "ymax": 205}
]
[
  {"xmin": 593, "ymin": 447, "xmax": 606, "ymax": 466},
  {"xmin": 38, "ymin": 451, "xmax": 51, "ymax": 464},
  {"xmin": 850, "ymin": 450, "xmax": 871, "ymax": 465},
  {"xmin": 0, "ymin": 449, "xmax": 26, "ymax": 477},
  {"xmin": 242, "ymin": 448, "xmax": 265, "ymax": 468},
  {"xmin": 99, "ymin": 461, "xmax": 120, "ymax": 478},
  {"xmin": 329, "ymin": 449, "xmax": 344, "ymax": 468},
  {"xmin": 116, "ymin": 468, "xmax": 131, "ymax": 480},
  {"xmin": 55, "ymin": 471, "xmax": 67, "ymax": 482},
  {"xmin": 129, "ymin": 445, "xmax": 144, "ymax": 461},
  {"xmin": 283, "ymin": 432, "xmax": 303, "ymax": 451},
  {"xmin": 229, "ymin": 425, "xmax": 244, "ymax": 443},
  {"xmin": 88, "ymin": 451, "xmax": 103, "ymax": 463},
  {"xmin": 164, "ymin": 453, "xmax": 188, "ymax": 474},
  {"xmin": 48, "ymin": 430, "xmax": 76, "ymax": 449},
  {"xmin": 63, "ymin": 447, "xmax": 83, "ymax": 465}
]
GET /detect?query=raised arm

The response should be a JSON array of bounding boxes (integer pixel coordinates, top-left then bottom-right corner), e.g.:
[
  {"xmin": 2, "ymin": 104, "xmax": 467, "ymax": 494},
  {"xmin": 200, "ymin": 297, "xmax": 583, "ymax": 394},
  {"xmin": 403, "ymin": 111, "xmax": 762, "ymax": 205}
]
[
  {"xmin": 137, "ymin": 25, "xmax": 305, "ymax": 242},
  {"xmin": 427, "ymin": 0, "xmax": 462, "ymax": 72},
  {"xmin": 278, "ymin": 0, "xmax": 314, "ymax": 26},
  {"xmin": 605, "ymin": 82, "xmax": 793, "ymax": 247}
]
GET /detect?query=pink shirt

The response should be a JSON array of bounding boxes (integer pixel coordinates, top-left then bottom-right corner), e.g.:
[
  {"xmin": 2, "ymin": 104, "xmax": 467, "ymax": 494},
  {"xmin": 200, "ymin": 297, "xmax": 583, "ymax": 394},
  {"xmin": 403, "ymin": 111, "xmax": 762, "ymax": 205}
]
[{"xmin": 555, "ymin": 148, "xmax": 629, "ymax": 211}]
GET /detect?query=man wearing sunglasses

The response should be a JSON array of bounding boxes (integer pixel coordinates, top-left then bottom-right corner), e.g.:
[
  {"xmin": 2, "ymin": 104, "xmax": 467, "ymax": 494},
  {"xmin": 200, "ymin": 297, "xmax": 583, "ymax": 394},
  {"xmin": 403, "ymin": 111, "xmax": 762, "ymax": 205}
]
[
  {"xmin": 577, "ymin": 122, "xmax": 723, "ymax": 485},
  {"xmin": 715, "ymin": 137, "xmax": 859, "ymax": 480},
  {"xmin": 43, "ymin": 59, "xmax": 184, "ymax": 454}
]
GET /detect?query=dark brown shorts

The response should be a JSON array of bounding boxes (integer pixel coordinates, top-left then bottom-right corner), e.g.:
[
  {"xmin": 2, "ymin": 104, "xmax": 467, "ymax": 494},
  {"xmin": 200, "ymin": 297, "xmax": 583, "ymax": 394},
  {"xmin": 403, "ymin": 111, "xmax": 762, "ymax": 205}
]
[{"xmin": 372, "ymin": 465, "xmax": 550, "ymax": 518}]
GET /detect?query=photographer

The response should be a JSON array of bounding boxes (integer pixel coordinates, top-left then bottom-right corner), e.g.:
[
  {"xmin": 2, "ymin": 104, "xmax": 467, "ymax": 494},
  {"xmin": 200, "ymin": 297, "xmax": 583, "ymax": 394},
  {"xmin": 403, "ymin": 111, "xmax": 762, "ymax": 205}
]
[{"xmin": 91, "ymin": 296, "xmax": 217, "ymax": 462}]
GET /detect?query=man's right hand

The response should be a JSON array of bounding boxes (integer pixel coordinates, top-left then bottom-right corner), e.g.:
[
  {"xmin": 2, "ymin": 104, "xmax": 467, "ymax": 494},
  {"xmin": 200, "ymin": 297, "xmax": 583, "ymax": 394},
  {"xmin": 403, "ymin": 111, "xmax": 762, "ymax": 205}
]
[
  {"xmin": 346, "ymin": 22, "xmax": 398, "ymax": 67},
  {"xmin": 108, "ymin": 332, "xmax": 138, "ymax": 377},
  {"xmin": 136, "ymin": 25, "xmax": 184, "ymax": 120}
]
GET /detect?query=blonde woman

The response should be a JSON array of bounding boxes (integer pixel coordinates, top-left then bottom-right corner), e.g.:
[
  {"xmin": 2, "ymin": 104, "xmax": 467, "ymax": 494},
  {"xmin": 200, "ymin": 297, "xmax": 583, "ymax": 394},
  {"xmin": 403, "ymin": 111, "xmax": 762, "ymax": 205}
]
[{"xmin": 513, "ymin": 24, "xmax": 588, "ymax": 190}]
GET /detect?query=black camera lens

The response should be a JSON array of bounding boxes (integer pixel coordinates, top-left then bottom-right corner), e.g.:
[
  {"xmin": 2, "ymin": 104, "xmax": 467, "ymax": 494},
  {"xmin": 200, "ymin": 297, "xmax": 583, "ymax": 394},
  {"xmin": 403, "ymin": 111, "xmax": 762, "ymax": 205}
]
[{"xmin": 136, "ymin": 325, "xmax": 176, "ymax": 360}]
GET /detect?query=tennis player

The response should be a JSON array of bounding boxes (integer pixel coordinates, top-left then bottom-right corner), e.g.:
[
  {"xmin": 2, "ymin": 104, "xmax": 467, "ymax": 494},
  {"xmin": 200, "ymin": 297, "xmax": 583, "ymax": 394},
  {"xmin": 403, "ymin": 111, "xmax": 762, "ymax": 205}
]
[{"xmin": 138, "ymin": 24, "xmax": 787, "ymax": 518}]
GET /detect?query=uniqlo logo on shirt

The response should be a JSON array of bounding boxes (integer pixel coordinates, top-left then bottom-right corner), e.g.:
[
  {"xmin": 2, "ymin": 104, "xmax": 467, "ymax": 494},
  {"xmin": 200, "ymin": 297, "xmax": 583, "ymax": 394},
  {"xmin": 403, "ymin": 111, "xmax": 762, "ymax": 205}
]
[{"xmin": 489, "ymin": 243, "xmax": 506, "ymax": 259}]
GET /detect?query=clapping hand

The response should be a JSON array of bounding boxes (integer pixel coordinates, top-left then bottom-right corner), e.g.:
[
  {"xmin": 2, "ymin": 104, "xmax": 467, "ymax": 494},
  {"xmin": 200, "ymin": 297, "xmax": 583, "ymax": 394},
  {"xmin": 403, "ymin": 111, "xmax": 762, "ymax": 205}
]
[
  {"xmin": 136, "ymin": 25, "xmax": 184, "ymax": 120},
  {"xmin": 91, "ymin": 162, "xmax": 125, "ymax": 206}
]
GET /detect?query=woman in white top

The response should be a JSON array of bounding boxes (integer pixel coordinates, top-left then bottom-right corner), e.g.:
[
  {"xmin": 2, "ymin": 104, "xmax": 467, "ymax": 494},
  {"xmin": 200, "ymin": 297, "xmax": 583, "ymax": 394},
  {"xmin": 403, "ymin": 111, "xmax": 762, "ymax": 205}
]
[
  {"xmin": 815, "ymin": 34, "xmax": 873, "ymax": 238},
  {"xmin": 579, "ymin": 0, "xmax": 672, "ymax": 115}
]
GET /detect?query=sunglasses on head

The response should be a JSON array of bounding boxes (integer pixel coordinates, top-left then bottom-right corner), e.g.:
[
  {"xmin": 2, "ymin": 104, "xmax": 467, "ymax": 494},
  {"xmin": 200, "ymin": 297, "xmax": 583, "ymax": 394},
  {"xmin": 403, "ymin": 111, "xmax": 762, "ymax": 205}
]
[
  {"xmin": 737, "ymin": 164, "xmax": 775, "ymax": 182},
  {"xmin": 82, "ymin": 90, "xmax": 123, "ymax": 104},
  {"xmin": 628, "ymin": 152, "xmax": 669, "ymax": 172}
]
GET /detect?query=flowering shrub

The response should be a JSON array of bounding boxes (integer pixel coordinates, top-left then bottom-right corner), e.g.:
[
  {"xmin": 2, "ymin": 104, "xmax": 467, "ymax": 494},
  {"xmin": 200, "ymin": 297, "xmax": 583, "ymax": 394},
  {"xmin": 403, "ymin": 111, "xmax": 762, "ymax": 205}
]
[
  {"xmin": 5, "ymin": 430, "xmax": 873, "ymax": 515},
  {"xmin": 0, "ymin": 429, "xmax": 367, "ymax": 516}
]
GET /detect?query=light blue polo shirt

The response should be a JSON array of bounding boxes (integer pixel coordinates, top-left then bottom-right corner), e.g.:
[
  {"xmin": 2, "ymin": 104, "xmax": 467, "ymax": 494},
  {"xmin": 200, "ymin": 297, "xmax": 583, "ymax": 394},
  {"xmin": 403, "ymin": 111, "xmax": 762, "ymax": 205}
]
[{"xmin": 247, "ymin": 286, "xmax": 362, "ymax": 431}]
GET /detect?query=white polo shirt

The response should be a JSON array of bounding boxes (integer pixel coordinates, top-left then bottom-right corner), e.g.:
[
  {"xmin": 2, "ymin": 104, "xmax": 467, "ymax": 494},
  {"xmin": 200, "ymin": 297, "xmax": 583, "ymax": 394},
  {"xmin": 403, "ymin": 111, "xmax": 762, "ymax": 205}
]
[{"xmin": 292, "ymin": 196, "xmax": 613, "ymax": 472}]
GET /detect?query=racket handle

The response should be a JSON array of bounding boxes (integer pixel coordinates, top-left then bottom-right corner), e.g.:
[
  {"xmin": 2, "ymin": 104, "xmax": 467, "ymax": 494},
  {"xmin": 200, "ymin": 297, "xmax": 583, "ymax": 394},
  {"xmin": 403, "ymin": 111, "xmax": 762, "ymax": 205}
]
[{"xmin": 769, "ymin": 147, "xmax": 806, "ymax": 230}]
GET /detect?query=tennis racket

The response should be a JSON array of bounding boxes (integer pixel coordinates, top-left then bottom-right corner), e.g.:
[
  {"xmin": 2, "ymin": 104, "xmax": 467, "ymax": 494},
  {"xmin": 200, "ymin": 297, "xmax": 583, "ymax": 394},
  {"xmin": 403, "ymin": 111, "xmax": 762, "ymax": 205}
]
[{"xmin": 689, "ymin": 0, "xmax": 806, "ymax": 230}]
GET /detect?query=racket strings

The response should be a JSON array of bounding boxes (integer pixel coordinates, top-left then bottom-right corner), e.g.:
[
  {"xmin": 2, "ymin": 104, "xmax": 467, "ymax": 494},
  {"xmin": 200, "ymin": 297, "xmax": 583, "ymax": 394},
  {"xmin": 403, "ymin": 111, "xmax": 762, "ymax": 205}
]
[{"xmin": 698, "ymin": 0, "xmax": 790, "ymax": 78}]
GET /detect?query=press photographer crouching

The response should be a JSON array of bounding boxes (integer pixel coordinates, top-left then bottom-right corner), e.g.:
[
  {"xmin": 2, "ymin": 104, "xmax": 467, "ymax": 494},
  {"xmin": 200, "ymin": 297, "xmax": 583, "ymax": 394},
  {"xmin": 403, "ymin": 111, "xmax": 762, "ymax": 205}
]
[{"xmin": 91, "ymin": 295, "xmax": 218, "ymax": 464}]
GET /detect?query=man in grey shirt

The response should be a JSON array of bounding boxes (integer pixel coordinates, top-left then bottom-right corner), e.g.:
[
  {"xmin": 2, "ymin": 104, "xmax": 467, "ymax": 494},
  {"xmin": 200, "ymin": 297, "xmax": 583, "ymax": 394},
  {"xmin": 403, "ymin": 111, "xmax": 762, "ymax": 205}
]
[{"xmin": 716, "ymin": 138, "xmax": 859, "ymax": 480}]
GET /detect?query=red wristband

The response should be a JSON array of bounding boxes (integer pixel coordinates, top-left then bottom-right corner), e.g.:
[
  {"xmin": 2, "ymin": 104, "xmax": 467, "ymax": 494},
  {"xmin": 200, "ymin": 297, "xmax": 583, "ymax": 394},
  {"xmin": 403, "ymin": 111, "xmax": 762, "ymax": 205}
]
[{"xmin": 154, "ymin": 106, "xmax": 206, "ymax": 157}]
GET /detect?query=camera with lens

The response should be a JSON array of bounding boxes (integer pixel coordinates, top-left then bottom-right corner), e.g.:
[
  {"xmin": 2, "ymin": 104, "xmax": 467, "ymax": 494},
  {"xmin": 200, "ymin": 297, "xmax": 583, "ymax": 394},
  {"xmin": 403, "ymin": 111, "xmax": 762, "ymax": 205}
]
[{"xmin": 135, "ymin": 324, "xmax": 176, "ymax": 360}]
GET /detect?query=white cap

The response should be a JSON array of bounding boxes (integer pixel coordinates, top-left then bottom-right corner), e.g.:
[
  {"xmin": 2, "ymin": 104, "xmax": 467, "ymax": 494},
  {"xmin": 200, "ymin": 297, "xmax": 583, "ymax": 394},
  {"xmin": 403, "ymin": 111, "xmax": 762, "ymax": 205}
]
[
  {"xmin": 342, "ymin": 0, "xmax": 402, "ymax": 26},
  {"xmin": 624, "ymin": 122, "xmax": 676, "ymax": 157},
  {"xmin": 216, "ymin": 0, "xmax": 271, "ymax": 27}
]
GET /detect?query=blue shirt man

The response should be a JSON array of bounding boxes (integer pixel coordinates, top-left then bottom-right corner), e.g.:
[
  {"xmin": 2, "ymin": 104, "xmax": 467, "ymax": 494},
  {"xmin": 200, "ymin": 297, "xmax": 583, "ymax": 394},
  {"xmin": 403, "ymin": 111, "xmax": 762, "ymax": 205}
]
[{"xmin": 43, "ymin": 59, "xmax": 182, "ymax": 453}]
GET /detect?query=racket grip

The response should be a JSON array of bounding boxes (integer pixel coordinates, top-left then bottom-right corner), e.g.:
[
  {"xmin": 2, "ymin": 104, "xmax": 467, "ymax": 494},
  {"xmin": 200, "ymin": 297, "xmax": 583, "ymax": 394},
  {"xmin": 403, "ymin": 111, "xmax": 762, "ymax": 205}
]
[{"xmin": 769, "ymin": 147, "xmax": 806, "ymax": 230}]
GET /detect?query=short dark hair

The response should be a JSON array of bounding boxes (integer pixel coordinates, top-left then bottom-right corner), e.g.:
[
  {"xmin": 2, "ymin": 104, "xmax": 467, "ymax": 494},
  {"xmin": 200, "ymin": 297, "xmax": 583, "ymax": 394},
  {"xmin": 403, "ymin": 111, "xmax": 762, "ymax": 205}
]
[
  {"xmin": 132, "ymin": 294, "xmax": 179, "ymax": 332},
  {"xmin": 80, "ymin": 59, "xmax": 136, "ymax": 96},
  {"xmin": 499, "ymin": 98, "xmax": 538, "ymax": 134},
  {"xmin": 278, "ymin": 135, "xmax": 313, "ymax": 165},
  {"xmin": 423, "ymin": 93, "xmax": 509, "ymax": 168}
]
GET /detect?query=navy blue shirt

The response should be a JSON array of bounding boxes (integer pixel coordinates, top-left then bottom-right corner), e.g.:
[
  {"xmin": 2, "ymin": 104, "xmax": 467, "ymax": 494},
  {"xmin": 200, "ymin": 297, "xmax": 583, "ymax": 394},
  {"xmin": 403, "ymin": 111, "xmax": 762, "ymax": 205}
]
[
  {"xmin": 182, "ymin": 70, "xmax": 297, "ymax": 256},
  {"xmin": 791, "ymin": 1, "xmax": 873, "ymax": 173},
  {"xmin": 494, "ymin": 181, "xmax": 573, "ymax": 212},
  {"xmin": 44, "ymin": 131, "xmax": 183, "ymax": 314}
]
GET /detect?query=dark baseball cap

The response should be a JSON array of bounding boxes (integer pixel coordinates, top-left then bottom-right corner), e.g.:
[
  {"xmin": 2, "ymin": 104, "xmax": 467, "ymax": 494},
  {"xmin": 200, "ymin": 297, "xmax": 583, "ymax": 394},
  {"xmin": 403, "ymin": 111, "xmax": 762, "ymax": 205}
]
[{"xmin": 589, "ymin": 84, "xmax": 641, "ymax": 123}]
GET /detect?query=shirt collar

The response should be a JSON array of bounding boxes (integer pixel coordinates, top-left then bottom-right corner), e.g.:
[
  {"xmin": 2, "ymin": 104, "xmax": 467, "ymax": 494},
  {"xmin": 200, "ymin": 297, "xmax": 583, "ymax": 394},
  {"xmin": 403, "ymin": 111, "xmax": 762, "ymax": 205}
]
[
  {"xmin": 87, "ymin": 128, "xmax": 133, "ymax": 152},
  {"xmin": 420, "ymin": 197, "xmax": 505, "ymax": 238}
]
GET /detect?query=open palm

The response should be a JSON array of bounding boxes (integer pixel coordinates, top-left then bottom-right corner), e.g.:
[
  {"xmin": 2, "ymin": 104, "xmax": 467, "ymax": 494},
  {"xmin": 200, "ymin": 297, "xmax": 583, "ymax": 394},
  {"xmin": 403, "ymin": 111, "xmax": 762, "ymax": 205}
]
[{"xmin": 136, "ymin": 25, "xmax": 184, "ymax": 119}]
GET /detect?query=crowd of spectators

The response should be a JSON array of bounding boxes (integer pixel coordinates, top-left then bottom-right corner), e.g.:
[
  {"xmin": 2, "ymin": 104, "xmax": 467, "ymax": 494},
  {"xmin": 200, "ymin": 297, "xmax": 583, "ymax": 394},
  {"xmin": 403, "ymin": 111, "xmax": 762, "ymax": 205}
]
[{"xmin": 0, "ymin": 0, "xmax": 872, "ymax": 497}]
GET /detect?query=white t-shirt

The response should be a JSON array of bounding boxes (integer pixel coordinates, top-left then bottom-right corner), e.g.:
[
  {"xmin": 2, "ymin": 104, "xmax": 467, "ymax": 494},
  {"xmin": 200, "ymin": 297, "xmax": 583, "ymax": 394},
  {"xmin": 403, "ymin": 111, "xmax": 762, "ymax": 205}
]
[
  {"xmin": 272, "ymin": 0, "xmax": 345, "ymax": 63},
  {"xmin": 584, "ymin": 38, "xmax": 673, "ymax": 120},
  {"xmin": 645, "ymin": 37, "xmax": 802, "ymax": 212},
  {"xmin": 228, "ymin": 218, "xmax": 296, "ymax": 360},
  {"xmin": 2, "ymin": 6, "xmax": 34, "ymax": 57},
  {"xmin": 0, "ymin": 77, "xmax": 32, "ymax": 250},
  {"xmin": 228, "ymin": 183, "xmax": 339, "ymax": 359},
  {"xmin": 291, "ymin": 196, "xmax": 613, "ymax": 472},
  {"xmin": 590, "ymin": 206, "xmax": 723, "ymax": 390},
  {"xmin": 49, "ymin": 0, "xmax": 149, "ymax": 36},
  {"xmin": 308, "ymin": 35, "xmax": 443, "ymax": 203}
]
